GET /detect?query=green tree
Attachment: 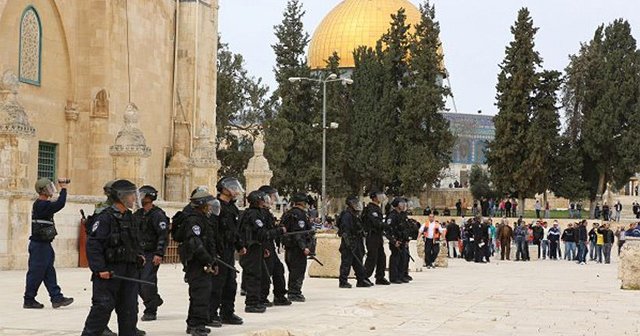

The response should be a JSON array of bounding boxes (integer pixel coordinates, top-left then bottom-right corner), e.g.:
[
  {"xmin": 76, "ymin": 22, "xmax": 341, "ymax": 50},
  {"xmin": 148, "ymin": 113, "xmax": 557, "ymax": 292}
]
[
  {"xmin": 470, "ymin": 164, "xmax": 497, "ymax": 201},
  {"xmin": 565, "ymin": 20, "xmax": 640, "ymax": 216},
  {"xmin": 400, "ymin": 2, "xmax": 454, "ymax": 194},
  {"xmin": 524, "ymin": 70, "xmax": 562, "ymax": 206},
  {"xmin": 486, "ymin": 8, "xmax": 543, "ymax": 214},
  {"xmin": 378, "ymin": 8, "xmax": 412, "ymax": 196},
  {"xmin": 349, "ymin": 44, "xmax": 387, "ymax": 192},
  {"xmin": 216, "ymin": 39, "xmax": 272, "ymax": 181},
  {"xmin": 264, "ymin": 0, "xmax": 321, "ymax": 194}
]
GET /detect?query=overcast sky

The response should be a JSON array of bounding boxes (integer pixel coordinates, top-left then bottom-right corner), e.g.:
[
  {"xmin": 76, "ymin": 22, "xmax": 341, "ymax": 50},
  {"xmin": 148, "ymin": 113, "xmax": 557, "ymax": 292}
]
[{"xmin": 218, "ymin": 0, "xmax": 640, "ymax": 115}]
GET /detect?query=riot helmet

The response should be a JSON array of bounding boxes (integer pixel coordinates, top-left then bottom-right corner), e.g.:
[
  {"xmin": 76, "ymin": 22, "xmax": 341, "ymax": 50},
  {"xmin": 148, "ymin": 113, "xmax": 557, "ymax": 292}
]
[
  {"xmin": 35, "ymin": 178, "xmax": 56, "ymax": 196},
  {"xmin": 369, "ymin": 189, "xmax": 386, "ymax": 203},
  {"xmin": 103, "ymin": 180, "xmax": 116, "ymax": 198},
  {"xmin": 391, "ymin": 197, "xmax": 407, "ymax": 212},
  {"xmin": 216, "ymin": 177, "xmax": 244, "ymax": 200},
  {"xmin": 291, "ymin": 192, "xmax": 308, "ymax": 204},
  {"xmin": 190, "ymin": 190, "xmax": 220, "ymax": 217},
  {"xmin": 110, "ymin": 179, "xmax": 140, "ymax": 209},
  {"xmin": 139, "ymin": 185, "xmax": 158, "ymax": 205},
  {"xmin": 190, "ymin": 185, "xmax": 209, "ymax": 198},
  {"xmin": 247, "ymin": 190, "xmax": 270, "ymax": 208},
  {"xmin": 258, "ymin": 185, "xmax": 279, "ymax": 209},
  {"xmin": 346, "ymin": 195, "xmax": 363, "ymax": 212}
]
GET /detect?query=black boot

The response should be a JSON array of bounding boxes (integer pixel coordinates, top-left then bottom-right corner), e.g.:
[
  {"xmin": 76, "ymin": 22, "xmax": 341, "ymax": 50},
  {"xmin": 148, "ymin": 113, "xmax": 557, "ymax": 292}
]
[
  {"xmin": 339, "ymin": 282, "xmax": 352, "ymax": 288},
  {"xmin": 375, "ymin": 278, "xmax": 391, "ymax": 285},
  {"xmin": 356, "ymin": 280, "xmax": 372, "ymax": 288},
  {"xmin": 52, "ymin": 297, "xmax": 74, "ymax": 308},
  {"xmin": 221, "ymin": 313, "xmax": 244, "ymax": 325},
  {"xmin": 23, "ymin": 300, "xmax": 44, "ymax": 309},
  {"xmin": 244, "ymin": 305, "xmax": 266, "ymax": 313},
  {"xmin": 273, "ymin": 296, "xmax": 292, "ymax": 306}
]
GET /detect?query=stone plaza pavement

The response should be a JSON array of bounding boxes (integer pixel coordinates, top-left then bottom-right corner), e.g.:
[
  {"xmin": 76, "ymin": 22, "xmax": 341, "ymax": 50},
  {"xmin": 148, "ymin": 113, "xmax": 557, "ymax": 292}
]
[{"xmin": 1, "ymin": 253, "xmax": 639, "ymax": 336}]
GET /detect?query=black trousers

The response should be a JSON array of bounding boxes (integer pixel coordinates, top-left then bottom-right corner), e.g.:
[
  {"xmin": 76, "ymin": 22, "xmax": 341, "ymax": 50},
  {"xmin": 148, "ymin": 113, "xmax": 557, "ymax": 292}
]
[
  {"xmin": 339, "ymin": 239, "xmax": 365, "ymax": 283},
  {"xmin": 262, "ymin": 249, "xmax": 287, "ymax": 300},
  {"xmin": 210, "ymin": 247, "xmax": 237, "ymax": 318},
  {"xmin": 474, "ymin": 241, "xmax": 484, "ymax": 262},
  {"xmin": 240, "ymin": 245, "xmax": 263, "ymax": 307},
  {"xmin": 185, "ymin": 262, "xmax": 212, "ymax": 328},
  {"xmin": 81, "ymin": 264, "xmax": 139, "ymax": 336},
  {"xmin": 364, "ymin": 233, "xmax": 386, "ymax": 280},
  {"xmin": 550, "ymin": 240, "xmax": 558, "ymax": 259},
  {"xmin": 285, "ymin": 247, "xmax": 307, "ymax": 296},
  {"xmin": 139, "ymin": 252, "xmax": 162, "ymax": 315},
  {"xmin": 424, "ymin": 239, "xmax": 438, "ymax": 266},
  {"xmin": 388, "ymin": 243, "xmax": 409, "ymax": 281}
]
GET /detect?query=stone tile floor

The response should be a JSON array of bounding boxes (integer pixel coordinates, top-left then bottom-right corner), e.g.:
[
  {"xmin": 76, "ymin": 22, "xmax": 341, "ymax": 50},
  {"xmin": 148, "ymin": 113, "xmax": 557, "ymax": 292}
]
[{"xmin": 1, "ymin": 253, "xmax": 638, "ymax": 336}]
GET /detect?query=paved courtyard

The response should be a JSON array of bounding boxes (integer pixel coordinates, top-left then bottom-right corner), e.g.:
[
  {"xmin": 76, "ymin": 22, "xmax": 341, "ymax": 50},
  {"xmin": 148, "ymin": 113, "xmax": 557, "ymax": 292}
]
[{"xmin": 1, "ymin": 253, "xmax": 639, "ymax": 336}]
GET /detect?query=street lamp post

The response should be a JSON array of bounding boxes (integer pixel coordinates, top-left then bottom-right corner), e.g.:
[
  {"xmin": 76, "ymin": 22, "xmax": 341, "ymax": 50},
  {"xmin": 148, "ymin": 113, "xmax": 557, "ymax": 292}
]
[{"xmin": 289, "ymin": 74, "xmax": 353, "ymax": 226}]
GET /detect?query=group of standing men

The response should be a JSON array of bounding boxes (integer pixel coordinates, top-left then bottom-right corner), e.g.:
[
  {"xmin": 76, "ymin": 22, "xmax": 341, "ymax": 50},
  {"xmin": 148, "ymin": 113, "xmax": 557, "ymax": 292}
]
[
  {"xmin": 24, "ymin": 175, "xmax": 323, "ymax": 336},
  {"xmin": 336, "ymin": 191, "xmax": 420, "ymax": 288}
]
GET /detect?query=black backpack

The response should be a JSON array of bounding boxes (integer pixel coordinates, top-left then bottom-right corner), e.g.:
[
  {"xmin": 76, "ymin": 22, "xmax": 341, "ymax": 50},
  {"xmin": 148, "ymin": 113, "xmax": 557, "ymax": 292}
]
[
  {"xmin": 170, "ymin": 211, "xmax": 189, "ymax": 243},
  {"xmin": 335, "ymin": 211, "xmax": 345, "ymax": 237}
]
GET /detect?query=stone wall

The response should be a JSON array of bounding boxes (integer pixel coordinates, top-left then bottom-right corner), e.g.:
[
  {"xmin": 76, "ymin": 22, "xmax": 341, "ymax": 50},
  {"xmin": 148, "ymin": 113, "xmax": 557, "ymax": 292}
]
[{"xmin": 0, "ymin": 192, "xmax": 185, "ymax": 270}]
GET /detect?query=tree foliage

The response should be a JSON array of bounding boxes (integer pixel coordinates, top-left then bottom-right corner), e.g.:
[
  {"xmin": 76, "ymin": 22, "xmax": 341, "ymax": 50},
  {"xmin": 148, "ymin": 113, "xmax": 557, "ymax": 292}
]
[{"xmin": 216, "ymin": 38, "xmax": 272, "ymax": 182}]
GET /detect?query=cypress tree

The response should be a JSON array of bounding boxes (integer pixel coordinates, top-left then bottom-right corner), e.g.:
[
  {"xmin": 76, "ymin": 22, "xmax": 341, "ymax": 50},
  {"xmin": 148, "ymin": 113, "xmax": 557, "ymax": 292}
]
[
  {"xmin": 486, "ymin": 8, "xmax": 542, "ymax": 214},
  {"xmin": 401, "ymin": 2, "xmax": 454, "ymax": 194},
  {"xmin": 264, "ymin": 0, "xmax": 321, "ymax": 194}
]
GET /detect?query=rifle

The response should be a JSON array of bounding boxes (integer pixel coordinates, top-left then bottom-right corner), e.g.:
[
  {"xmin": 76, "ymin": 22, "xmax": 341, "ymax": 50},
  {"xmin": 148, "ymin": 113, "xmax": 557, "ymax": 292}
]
[
  {"xmin": 213, "ymin": 256, "xmax": 240, "ymax": 273},
  {"xmin": 281, "ymin": 229, "xmax": 316, "ymax": 237},
  {"xmin": 308, "ymin": 254, "xmax": 324, "ymax": 266},
  {"xmin": 403, "ymin": 245, "xmax": 415, "ymax": 263},
  {"xmin": 109, "ymin": 272, "xmax": 156, "ymax": 286}
]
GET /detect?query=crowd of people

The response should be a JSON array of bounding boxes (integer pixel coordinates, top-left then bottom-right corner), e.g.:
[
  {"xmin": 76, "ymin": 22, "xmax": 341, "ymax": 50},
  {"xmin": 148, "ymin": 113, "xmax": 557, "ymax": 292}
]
[{"xmin": 434, "ymin": 216, "xmax": 640, "ymax": 265}]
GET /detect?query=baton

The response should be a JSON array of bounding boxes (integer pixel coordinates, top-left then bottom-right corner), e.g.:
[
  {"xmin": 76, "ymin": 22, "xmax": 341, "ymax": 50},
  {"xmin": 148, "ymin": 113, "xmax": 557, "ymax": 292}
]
[
  {"xmin": 214, "ymin": 256, "xmax": 240, "ymax": 273},
  {"xmin": 109, "ymin": 272, "xmax": 156, "ymax": 286},
  {"xmin": 80, "ymin": 209, "xmax": 86, "ymax": 220},
  {"xmin": 281, "ymin": 229, "xmax": 315, "ymax": 237},
  {"xmin": 262, "ymin": 258, "xmax": 272, "ymax": 284},
  {"xmin": 308, "ymin": 254, "xmax": 324, "ymax": 266}
]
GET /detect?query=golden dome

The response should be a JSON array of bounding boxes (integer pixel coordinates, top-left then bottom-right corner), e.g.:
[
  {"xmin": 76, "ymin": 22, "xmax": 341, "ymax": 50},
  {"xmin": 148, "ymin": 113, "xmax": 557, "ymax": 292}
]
[{"xmin": 308, "ymin": 0, "xmax": 422, "ymax": 69}]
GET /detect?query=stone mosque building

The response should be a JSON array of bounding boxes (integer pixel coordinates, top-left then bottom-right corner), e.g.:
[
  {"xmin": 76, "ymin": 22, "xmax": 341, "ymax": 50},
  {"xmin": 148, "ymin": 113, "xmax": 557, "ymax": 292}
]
[{"xmin": 0, "ymin": 0, "xmax": 231, "ymax": 269}]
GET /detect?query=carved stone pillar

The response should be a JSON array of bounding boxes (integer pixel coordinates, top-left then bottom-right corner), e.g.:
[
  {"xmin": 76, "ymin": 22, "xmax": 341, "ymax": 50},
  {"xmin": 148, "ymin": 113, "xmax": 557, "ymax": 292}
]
[
  {"xmin": 0, "ymin": 70, "xmax": 35, "ymax": 191},
  {"xmin": 109, "ymin": 103, "xmax": 151, "ymax": 186},
  {"xmin": 165, "ymin": 141, "xmax": 191, "ymax": 202},
  {"xmin": 189, "ymin": 124, "xmax": 220, "ymax": 193},
  {"xmin": 243, "ymin": 133, "xmax": 272, "ymax": 193}
]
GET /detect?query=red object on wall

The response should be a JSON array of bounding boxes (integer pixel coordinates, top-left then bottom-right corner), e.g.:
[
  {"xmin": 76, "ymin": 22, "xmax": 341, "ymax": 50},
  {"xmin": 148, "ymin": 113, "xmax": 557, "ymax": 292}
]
[{"xmin": 78, "ymin": 217, "xmax": 88, "ymax": 267}]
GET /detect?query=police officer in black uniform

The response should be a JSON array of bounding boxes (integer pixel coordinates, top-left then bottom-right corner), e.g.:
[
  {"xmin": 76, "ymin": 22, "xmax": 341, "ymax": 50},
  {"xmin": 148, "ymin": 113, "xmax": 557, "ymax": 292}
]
[
  {"xmin": 24, "ymin": 177, "xmax": 74, "ymax": 309},
  {"xmin": 385, "ymin": 197, "xmax": 410, "ymax": 284},
  {"xmin": 239, "ymin": 190, "xmax": 287, "ymax": 313},
  {"xmin": 81, "ymin": 179, "xmax": 145, "ymax": 336},
  {"xmin": 135, "ymin": 185, "xmax": 169, "ymax": 321},
  {"xmin": 258, "ymin": 185, "xmax": 292, "ymax": 307},
  {"xmin": 210, "ymin": 177, "xmax": 245, "ymax": 325},
  {"xmin": 338, "ymin": 196, "xmax": 372, "ymax": 288},
  {"xmin": 362, "ymin": 190, "xmax": 390, "ymax": 285},
  {"xmin": 281, "ymin": 193, "xmax": 313, "ymax": 302},
  {"xmin": 179, "ymin": 190, "xmax": 221, "ymax": 336}
]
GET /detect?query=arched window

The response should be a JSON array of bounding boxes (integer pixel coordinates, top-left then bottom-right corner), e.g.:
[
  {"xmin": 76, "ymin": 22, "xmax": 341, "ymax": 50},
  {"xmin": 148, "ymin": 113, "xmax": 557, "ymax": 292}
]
[{"xmin": 19, "ymin": 6, "xmax": 42, "ymax": 86}]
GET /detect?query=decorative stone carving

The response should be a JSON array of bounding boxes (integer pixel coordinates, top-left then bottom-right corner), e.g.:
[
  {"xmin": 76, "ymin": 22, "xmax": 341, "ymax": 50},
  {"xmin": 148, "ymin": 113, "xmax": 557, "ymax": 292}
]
[
  {"xmin": 91, "ymin": 89, "xmax": 109, "ymax": 118},
  {"xmin": 109, "ymin": 103, "xmax": 151, "ymax": 157},
  {"xmin": 64, "ymin": 100, "xmax": 79, "ymax": 121},
  {"xmin": 19, "ymin": 8, "xmax": 41, "ymax": 85},
  {"xmin": 244, "ymin": 132, "xmax": 273, "ymax": 193},
  {"xmin": 0, "ymin": 71, "xmax": 35, "ymax": 137},
  {"xmin": 189, "ymin": 123, "xmax": 220, "ymax": 194},
  {"xmin": 189, "ymin": 123, "xmax": 218, "ymax": 167}
]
